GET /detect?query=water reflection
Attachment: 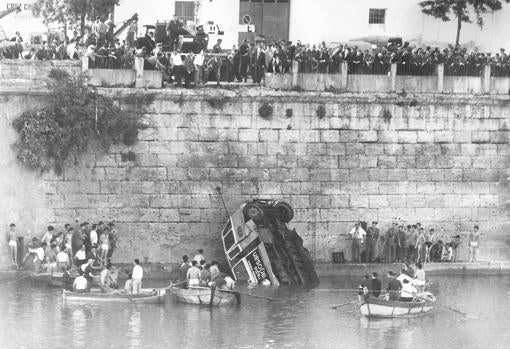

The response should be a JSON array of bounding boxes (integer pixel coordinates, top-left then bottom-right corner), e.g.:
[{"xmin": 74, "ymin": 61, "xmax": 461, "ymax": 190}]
[
  {"xmin": 0, "ymin": 275, "xmax": 509, "ymax": 349},
  {"xmin": 128, "ymin": 310, "xmax": 141, "ymax": 349}
]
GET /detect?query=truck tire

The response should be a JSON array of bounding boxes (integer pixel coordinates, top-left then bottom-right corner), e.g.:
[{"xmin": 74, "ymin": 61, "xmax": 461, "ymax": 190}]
[
  {"xmin": 243, "ymin": 202, "xmax": 264, "ymax": 223},
  {"xmin": 275, "ymin": 201, "xmax": 294, "ymax": 223}
]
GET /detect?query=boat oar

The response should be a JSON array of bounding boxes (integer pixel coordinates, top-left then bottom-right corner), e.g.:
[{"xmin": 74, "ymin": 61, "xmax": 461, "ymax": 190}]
[
  {"xmin": 332, "ymin": 300, "xmax": 358, "ymax": 309},
  {"xmin": 219, "ymin": 289, "xmax": 279, "ymax": 301},
  {"xmin": 7, "ymin": 274, "xmax": 31, "ymax": 285},
  {"xmin": 413, "ymin": 294, "xmax": 475, "ymax": 319}
]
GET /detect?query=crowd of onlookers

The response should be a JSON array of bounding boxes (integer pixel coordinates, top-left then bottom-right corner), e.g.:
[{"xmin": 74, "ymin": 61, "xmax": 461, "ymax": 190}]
[
  {"xmin": 346, "ymin": 221, "xmax": 482, "ymax": 264},
  {"xmin": 6, "ymin": 220, "xmax": 117, "ymax": 273},
  {"xmin": 3, "ymin": 13, "xmax": 510, "ymax": 85}
]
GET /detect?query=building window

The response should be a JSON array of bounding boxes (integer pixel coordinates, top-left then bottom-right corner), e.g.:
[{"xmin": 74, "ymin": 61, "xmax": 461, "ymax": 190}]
[
  {"xmin": 368, "ymin": 9, "xmax": 386, "ymax": 24},
  {"xmin": 175, "ymin": 1, "xmax": 195, "ymax": 23}
]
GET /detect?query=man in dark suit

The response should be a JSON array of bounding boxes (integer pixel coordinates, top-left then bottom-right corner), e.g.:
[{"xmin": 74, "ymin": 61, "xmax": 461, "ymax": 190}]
[
  {"xmin": 239, "ymin": 39, "xmax": 250, "ymax": 82},
  {"xmin": 166, "ymin": 15, "xmax": 182, "ymax": 51},
  {"xmin": 253, "ymin": 44, "xmax": 267, "ymax": 83},
  {"xmin": 370, "ymin": 272, "xmax": 382, "ymax": 297}
]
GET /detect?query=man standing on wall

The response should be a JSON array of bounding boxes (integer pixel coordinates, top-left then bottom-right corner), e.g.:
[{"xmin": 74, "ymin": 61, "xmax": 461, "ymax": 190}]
[
  {"xmin": 105, "ymin": 13, "xmax": 116, "ymax": 47},
  {"xmin": 349, "ymin": 222, "xmax": 366, "ymax": 263},
  {"xmin": 239, "ymin": 39, "xmax": 250, "ymax": 82},
  {"xmin": 166, "ymin": 15, "xmax": 181, "ymax": 51},
  {"xmin": 468, "ymin": 225, "xmax": 481, "ymax": 262},
  {"xmin": 365, "ymin": 221, "xmax": 379, "ymax": 263},
  {"xmin": 385, "ymin": 223, "xmax": 397, "ymax": 263}
]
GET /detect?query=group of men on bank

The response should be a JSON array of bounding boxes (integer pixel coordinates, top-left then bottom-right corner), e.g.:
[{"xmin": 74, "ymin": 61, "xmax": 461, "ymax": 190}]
[{"xmin": 348, "ymin": 221, "xmax": 481, "ymax": 264}]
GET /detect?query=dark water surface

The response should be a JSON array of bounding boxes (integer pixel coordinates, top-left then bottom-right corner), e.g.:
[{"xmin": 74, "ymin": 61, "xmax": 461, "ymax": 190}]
[{"xmin": 0, "ymin": 275, "xmax": 509, "ymax": 349}]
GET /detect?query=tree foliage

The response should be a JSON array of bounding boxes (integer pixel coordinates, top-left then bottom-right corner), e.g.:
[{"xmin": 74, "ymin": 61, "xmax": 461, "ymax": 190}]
[
  {"xmin": 12, "ymin": 69, "xmax": 146, "ymax": 175},
  {"xmin": 33, "ymin": 0, "xmax": 119, "ymax": 34},
  {"xmin": 419, "ymin": 0, "xmax": 509, "ymax": 46}
]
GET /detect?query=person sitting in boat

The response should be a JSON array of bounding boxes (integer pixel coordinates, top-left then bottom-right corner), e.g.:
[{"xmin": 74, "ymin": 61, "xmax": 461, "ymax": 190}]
[
  {"xmin": 209, "ymin": 261, "xmax": 220, "ymax": 280},
  {"xmin": 193, "ymin": 249, "xmax": 205, "ymax": 264},
  {"xmin": 82, "ymin": 258, "xmax": 101, "ymax": 289},
  {"xmin": 386, "ymin": 271, "xmax": 402, "ymax": 301},
  {"xmin": 74, "ymin": 245, "xmax": 87, "ymax": 267},
  {"xmin": 73, "ymin": 270, "xmax": 88, "ymax": 293},
  {"xmin": 99, "ymin": 263, "xmax": 116, "ymax": 292},
  {"xmin": 370, "ymin": 272, "xmax": 382, "ymax": 297},
  {"xmin": 400, "ymin": 279, "xmax": 417, "ymax": 302},
  {"xmin": 199, "ymin": 261, "xmax": 211, "ymax": 286},
  {"xmin": 224, "ymin": 273, "xmax": 236, "ymax": 290},
  {"xmin": 56, "ymin": 246, "xmax": 70, "ymax": 271},
  {"xmin": 187, "ymin": 260, "xmax": 201, "ymax": 287},
  {"xmin": 397, "ymin": 268, "xmax": 414, "ymax": 286},
  {"xmin": 358, "ymin": 274, "xmax": 370, "ymax": 301},
  {"xmin": 179, "ymin": 255, "xmax": 191, "ymax": 282},
  {"xmin": 123, "ymin": 273, "xmax": 134, "ymax": 294}
]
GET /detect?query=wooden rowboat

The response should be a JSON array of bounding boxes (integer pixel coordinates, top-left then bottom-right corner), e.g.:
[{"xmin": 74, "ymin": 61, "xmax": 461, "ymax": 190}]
[
  {"xmin": 359, "ymin": 293, "xmax": 436, "ymax": 318},
  {"xmin": 62, "ymin": 289, "xmax": 164, "ymax": 304},
  {"xmin": 169, "ymin": 285, "xmax": 238, "ymax": 306}
]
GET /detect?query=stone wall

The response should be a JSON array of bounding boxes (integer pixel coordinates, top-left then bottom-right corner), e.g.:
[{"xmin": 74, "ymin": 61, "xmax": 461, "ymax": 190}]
[{"xmin": 1, "ymin": 88, "xmax": 509, "ymax": 265}]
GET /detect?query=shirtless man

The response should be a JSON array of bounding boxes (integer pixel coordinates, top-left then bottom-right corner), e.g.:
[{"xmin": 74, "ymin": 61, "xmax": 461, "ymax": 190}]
[
  {"xmin": 7, "ymin": 223, "xmax": 18, "ymax": 267},
  {"xmin": 468, "ymin": 225, "xmax": 481, "ymax": 262}
]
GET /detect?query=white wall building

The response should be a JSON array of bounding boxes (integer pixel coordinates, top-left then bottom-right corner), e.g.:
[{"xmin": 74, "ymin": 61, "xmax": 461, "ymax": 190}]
[{"xmin": 289, "ymin": 0, "xmax": 510, "ymax": 51}]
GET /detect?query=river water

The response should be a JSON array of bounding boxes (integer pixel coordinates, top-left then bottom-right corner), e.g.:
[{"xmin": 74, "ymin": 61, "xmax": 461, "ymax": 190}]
[{"xmin": 0, "ymin": 275, "xmax": 508, "ymax": 349}]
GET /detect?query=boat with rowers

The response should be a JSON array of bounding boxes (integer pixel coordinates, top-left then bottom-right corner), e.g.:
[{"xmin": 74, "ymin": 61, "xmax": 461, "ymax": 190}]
[
  {"xmin": 358, "ymin": 292, "xmax": 436, "ymax": 318},
  {"xmin": 168, "ymin": 285, "xmax": 238, "ymax": 306},
  {"xmin": 62, "ymin": 288, "xmax": 165, "ymax": 304},
  {"xmin": 220, "ymin": 199, "xmax": 319, "ymax": 288}
]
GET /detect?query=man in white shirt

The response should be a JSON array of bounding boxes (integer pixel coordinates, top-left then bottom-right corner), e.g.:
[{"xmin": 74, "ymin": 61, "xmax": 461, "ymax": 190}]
[
  {"xmin": 193, "ymin": 50, "xmax": 205, "ymax": 85},
  {"xmin": 73, "ymin": 272, "xmax": 88, "ymax": 292},
  {"xmin": 193, "ymin": 249, "xmax": 205, "ymax": 264},
  {"xmin": 56, "ymin": 246, "xmax": 70, "ymax": 271},
  {"xmin": 400, "ymin": 279, "xmax": 417, "ymax": 301},
  {"xmin": 170, "ymin": 50, "xmax": 184, "ymax": 87},
  {"xmin": 89, "ymin": 224, "xmax": 98, "ymax": 246},
  {"xmin": 74, "ymin": 245, "xmax": 87, "ymax": 267},
  {"xmin": 349, "ymin": 222, "xmax": 366, "ymax": 263},
  {"xmin": 41, "ymin": 226, "xmax": 55, "ymax": 245},
  {"xmin": 132, "ymin": 259, "xmax": 143, "ymax": 294}
]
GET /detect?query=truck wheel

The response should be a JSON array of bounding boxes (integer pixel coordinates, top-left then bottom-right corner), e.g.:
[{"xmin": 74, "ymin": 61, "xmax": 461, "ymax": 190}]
[
  {"xmin": 275, "ymin": 202, "xmax": 294, "ymax": 223},
  {"xmin": 243, "ymin": 202, "xmax": 264, "ymax": 223}
]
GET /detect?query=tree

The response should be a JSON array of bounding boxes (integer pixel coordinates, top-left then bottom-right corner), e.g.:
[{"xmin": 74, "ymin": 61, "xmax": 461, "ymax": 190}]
[
  {"xmin": 419, "ymin": 0, "xmax": 510, "ymax": 47},
  {"xmin": 33, "ymin": 0, "xmax": 119, "ymax": 36}
]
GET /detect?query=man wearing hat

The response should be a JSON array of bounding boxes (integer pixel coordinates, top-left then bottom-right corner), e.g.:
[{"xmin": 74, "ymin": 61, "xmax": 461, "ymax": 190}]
[{"xmin": 365, "ymin": 221, "xmax": 379, "ymax": 263}]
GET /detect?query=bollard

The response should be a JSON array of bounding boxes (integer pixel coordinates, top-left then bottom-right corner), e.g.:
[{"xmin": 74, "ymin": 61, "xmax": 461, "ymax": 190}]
[
  {"xmin": 390, "ymin": 63, "xmax": 397, "ymax": 92},
  {"xmin": 135, "ymin": 56, "xmax": 145, "ymax": 88},
  {"xmin": 436, "ymin": 63, "xmax": 444, "ymax": 93},
  {"xmin": 483, "ymin": 65, "xmax": 491, "ymax": 94}
]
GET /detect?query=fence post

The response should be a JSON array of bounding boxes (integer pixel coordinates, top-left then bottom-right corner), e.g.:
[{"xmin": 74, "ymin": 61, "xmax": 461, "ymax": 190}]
[
  {"xmin": 81, "ymin": 56, "xmax": 89, "ymax": 72},
  {"xmin": 135, "ymin": 56, "xmax": 145, "ymax": 88},
  {"xmin": 390, "ymin": 63, "xmax": 397, "ymax": 92},
  {"xmin": 340, "ymin": 62, "xmax": 348, "ymax": 89},
  {"xmin": 483, "ymin": 65, "xmax": 491, "ymax": 94},
  {"xmin": 437, "ymin": 63, "xmax": 444, "ymax": 93},
  {"xmin": 291, "ymin": 60, "xmax": 298, "ymax": 89}
]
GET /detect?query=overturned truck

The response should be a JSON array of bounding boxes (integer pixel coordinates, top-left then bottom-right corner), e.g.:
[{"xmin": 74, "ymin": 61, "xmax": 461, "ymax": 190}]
[{"xmin": 221, "ymin": 199, "xmax": 319, "ymax": 288}]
